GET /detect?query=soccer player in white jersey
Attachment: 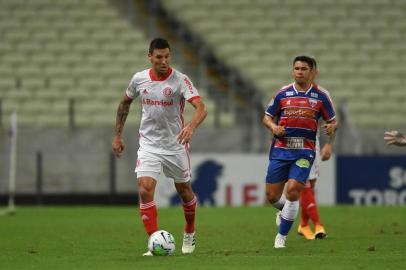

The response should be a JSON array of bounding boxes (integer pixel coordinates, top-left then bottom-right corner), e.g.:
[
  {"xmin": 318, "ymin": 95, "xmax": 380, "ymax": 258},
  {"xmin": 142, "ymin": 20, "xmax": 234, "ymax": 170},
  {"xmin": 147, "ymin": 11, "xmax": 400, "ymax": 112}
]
[
  {"xmin": 297, "ymin": 58, "xmax": 337, "ymax": 240},
  {"xmin": 297, "ymin": 134, "xmax": 332, "ymax": 240},
  {"xmin": 112, "ymin": 38, "xmax": 207, "ymax": 256}
]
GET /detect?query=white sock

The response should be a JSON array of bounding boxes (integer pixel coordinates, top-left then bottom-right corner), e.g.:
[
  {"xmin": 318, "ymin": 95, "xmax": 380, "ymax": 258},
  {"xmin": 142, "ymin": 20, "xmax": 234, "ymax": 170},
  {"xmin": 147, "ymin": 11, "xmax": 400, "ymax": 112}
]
[
  {"xmin": 281, "ymin": 199, "xmax": 299, "ymax": 221},
  {"xmin": 277, "ymin": 233, "xmax": 286, "ymax": 239},
  {"xmin": 272, "ymin": 193, "xmax": 286, "ymax": 210}
]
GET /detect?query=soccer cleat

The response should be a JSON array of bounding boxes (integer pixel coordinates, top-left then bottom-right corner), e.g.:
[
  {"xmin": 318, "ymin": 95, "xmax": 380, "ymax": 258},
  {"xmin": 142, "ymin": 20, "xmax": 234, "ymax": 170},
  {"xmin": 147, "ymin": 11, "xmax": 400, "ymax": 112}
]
[
  {"xmin": 315, "ymin": 224, "xmax": 327, "ymax": 239},
  {"xmin": 142, "ymin": 250, "xmax": 153, "ymax": 256},
  {"xmin": 182, "ymin": 232, "xmax": 196, "ymax": 254},
  {"xmin": 297, "ymin": 225, "xmax": 315, "ymax": 240},
  {"xmin": 274, "ymin": 233, "xmax": 286, "ymax": 248},
  {"xmin": 275, "ymin": 211, "xmax": 281, "ymax": 227}
]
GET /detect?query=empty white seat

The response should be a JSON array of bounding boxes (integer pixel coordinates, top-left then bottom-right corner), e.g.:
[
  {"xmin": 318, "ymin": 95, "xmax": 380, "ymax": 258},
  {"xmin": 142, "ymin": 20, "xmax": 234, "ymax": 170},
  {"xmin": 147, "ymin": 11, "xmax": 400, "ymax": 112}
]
[
  {"xmin": 21, "ymin": 78, "xmax": 46, "ymax": 91},
  {"xmin": 50, "ymin": 78, "xmax": 76, "ymax": 90}
]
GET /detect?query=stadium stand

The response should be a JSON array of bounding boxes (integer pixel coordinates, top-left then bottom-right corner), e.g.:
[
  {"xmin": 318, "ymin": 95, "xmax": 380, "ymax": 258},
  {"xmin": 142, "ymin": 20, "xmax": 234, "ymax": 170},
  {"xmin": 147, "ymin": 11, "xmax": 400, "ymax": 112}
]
[
  {"xmin": 0, "ymin": 0, "xmax": 226, "ymax": 127},
  {"xmin": 0, "ymin": 0, "xmax": 141, "ymax": 126},
  {"xmin": 161, "ymin": 0, "xmax": 406, "ymax": 128}
]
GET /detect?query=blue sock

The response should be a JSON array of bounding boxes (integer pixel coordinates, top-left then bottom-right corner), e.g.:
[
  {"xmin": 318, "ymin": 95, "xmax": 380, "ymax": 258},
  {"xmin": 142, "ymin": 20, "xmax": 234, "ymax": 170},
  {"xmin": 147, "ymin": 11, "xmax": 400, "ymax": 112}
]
[{"xmin": 279, "ymin": 216, "xmax": 294, "ymax": 236}]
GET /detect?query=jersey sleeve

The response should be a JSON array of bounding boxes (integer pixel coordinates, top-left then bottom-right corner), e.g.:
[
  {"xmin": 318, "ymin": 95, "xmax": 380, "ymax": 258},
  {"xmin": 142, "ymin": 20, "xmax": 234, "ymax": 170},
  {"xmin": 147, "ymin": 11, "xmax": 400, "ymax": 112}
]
[
  {"xmin": 125, "ymin": 73, "xmax": 141, "ymax": 99},
  {"xmin": 265, "ymin": 91, "xmax": 282, "ymax": 117},
  {"xmin": 320, "ymin": 91, "xmax": 336, "ymax": 121},
  {"xmin": 180, "ymin": 74, "xmax": 200, "ymax": 102}
]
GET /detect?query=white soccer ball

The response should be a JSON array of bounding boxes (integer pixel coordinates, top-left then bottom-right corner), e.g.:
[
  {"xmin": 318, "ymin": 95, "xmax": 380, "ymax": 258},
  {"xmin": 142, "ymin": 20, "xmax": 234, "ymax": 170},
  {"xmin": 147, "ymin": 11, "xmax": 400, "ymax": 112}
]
[{"xmin": 148, "ymin": 230, "xmax": 176, "ymax": 256}]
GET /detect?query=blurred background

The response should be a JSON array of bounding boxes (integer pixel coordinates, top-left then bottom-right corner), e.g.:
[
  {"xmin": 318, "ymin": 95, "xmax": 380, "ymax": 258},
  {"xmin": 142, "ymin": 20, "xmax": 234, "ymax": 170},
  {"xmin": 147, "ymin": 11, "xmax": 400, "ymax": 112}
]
[{"xmin": 1, "ymin": 0, "xmax": 406, "ymax": 207}]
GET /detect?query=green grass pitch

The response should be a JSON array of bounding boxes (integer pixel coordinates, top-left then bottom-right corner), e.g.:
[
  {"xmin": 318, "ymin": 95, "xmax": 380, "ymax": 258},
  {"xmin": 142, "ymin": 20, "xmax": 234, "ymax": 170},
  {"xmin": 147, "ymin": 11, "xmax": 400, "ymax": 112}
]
[{"xmin": 0, "ymin": 206, "xmax": 405, "ymax": 270}]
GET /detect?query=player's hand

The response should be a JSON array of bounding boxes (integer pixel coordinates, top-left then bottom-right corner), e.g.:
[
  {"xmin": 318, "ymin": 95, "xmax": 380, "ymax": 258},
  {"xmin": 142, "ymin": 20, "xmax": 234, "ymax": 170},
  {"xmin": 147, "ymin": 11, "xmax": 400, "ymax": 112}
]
[
  {"xmin": 112, "ymin": 135, "xmax": 125, "ymax": 157},
  {"xmin": 177, "ymin": 125, "xmax": 194, "ymax": 145},
  {"xmin": 384, "ymin": 130, "xmax": 406, "ymax": 146},
  {"xmin": 271, "ymin": 125, "xmax": 285, "ymax": 137},
  {"xmin": 323, "ymin": 122, "xmax": 337, "ymax": 136},
  {"xmin": 320, "ymin": 143, "xmax": 332, "ymax": 161}
]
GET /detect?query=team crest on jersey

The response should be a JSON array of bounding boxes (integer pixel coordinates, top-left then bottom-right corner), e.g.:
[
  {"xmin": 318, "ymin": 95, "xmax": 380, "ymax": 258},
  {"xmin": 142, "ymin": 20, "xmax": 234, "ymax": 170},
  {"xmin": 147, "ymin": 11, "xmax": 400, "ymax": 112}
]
[
  {"xmin": 296, "ymin": 158, "xmax": 310, "ymax": 168},
  {"xmin": 285, "ymin": 91, "xmax": 294, "ymax": 96},
  {"xmin": 163, "ymin": 87, "xmax": 173, "ymax": 97},
  {"xmin": 309, "ymin": 98, "xmax": 317, "ymax": 108},
  {"xmin": 311, "ymin": 92, "xmax": 318, "ymax": 98}
]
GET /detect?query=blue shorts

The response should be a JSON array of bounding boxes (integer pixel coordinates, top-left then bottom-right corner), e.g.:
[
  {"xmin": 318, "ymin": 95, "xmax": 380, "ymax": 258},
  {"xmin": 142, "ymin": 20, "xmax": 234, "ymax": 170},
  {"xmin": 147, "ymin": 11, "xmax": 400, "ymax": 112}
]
[{"xmin": 265, "ymin": 157, "xmax": 314, "ymax": 184}]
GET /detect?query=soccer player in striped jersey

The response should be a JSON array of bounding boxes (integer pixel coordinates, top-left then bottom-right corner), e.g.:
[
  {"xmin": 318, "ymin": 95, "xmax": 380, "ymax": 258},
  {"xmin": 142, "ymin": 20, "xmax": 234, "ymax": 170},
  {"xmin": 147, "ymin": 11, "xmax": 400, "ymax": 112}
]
[
  {"xmin": 112, "ymin": 38, "xmax": 207, "ymax": 256},
  {"xmin": 263, "ymin": 56, "xmax": 337, "ymax": 248}
]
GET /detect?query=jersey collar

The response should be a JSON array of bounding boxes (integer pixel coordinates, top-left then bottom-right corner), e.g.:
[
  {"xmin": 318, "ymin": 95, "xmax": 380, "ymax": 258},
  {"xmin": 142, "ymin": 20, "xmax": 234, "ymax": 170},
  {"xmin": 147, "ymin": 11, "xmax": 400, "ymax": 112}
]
[
  {"xmin": 149, "ymin": 67, "xmax": 173, "ymax": 81},
  {"xmin": 292, "ymin": 83, "xmax": 313, "ymax": 95}
]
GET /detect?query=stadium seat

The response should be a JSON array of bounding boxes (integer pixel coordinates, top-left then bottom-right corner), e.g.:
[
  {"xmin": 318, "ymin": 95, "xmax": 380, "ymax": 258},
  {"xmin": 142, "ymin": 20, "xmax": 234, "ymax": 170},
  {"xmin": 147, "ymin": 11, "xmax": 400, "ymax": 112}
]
[
  {"xmin": 0, "ymin": 65, "xmax": 14, "ymax": 77},
  {"xmin": 86, "ymin": 53, "xmax": 112, "ymax": 66},
  {"xmin": 45, "ymin": 41, "xmax": 71, "ymax": 54},
  {"xmin": 387, "ymin": 88, "xmax": 406, "ymax": 99},
  {"xmin": 78, "ymin": 78, "xmax": 104, "ymax": 90},
  {"xmin": 65, "ymin": 88, "xmax": 93, "ymax": 100},
  {"xmin": 58, "ymin": 53, "xmax": 84, "ymax": 66},
  {"xmin": 43, "ymin": 65, "xmax": 71, "ymax": 78},
  {"xmin": 0, "ymin": 76, "xmax": 16, "ymax": 89},
  {"xmin": 51, "ymin": 20, "xmax": 77, "ymax": 32},
  {"xmin": 107, "ymin": 78, "xmax": 129, "ymax": 92},
  {"xmin": 35, "ymin": 88, "xmax": 62, "ymax": 101},
  {"xmin": 71, "ymin": 65, "xmax": 98, "ymax": 78},
  {"xmin": 2, "ymin": 53, "xmax": 26, "ymax": 66},
  {"xmin": 49, "ymin": 78, "xmax": 76, "ymax": 91},
  {"xmin": 73, "ymin": 42, "xmax": 99, "ymax": 55},
  {"xmin": 17, "ymin": 42, "xmax": 42, "ymax": 54},
  {"xmin": 31, "ymin": 52, "xmax": 56, "ymax": 66},
  {"xmin": 6, "ymin": 89, "xmax": 33, "ymax": 102},
  {"xmin": 32, "ymin": 30, "xmax": 59, "ymax": 42},
  {"xmin": 21, "ymin": 78, "xmax": 46, "ymax": 91},
  {"xmin": 61, "ymin": 29, "xmax": 89, "ymax": 42}
]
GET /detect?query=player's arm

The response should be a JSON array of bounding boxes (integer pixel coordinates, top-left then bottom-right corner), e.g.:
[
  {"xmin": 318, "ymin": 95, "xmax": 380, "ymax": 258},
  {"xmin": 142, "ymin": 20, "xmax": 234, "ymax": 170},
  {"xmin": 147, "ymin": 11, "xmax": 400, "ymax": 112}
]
[
  {"xmin": 177, "ymin": 97, "xmax": 207, "ymax": 145},
  {"xmin": 263, "ymin": 114, "xmax": 285, "ymax": 137},
  {"xmin": 320, "ymin": 119, "xmax": 338, "ymax": 161},
  {"xmin": 320, "ymin": 143, "xmax": 332, "ymax": 161},
  {"xmin": 323, "ymin": 119, "xmax": 338, "ymax": 141},
  {"xmin": 112, "ymin": 94, "xmax": 133, "ymax": 157},
  {"xmin": 384, "ymin": 130, "xmax": 406, "ymax": 146}
]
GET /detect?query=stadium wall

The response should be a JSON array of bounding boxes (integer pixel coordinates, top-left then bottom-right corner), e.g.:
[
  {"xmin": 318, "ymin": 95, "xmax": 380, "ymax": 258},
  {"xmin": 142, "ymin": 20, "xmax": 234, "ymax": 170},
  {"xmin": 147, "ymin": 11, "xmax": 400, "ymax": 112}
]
[
  {"xmin": 154, "ymin": 154, "xmax": 336, "ymax": 207},
  {"xmin": 1, "ymin": 128, "xmax": 406, "ymax": 206},
  {"xmin": 337, "ymin": 156, "xmax": 406, "ymax": 206},
  {"xmin": 0, "ymin": 126, "xmax": 252, "ymax": 204}
]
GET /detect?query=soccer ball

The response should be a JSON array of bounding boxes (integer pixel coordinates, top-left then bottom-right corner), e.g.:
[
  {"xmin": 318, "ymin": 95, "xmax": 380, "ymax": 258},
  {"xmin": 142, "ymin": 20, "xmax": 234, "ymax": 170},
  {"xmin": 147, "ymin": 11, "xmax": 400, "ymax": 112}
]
[{"xmin": 148, "ymin": 230, "xmax": 176, "ymax": 256}]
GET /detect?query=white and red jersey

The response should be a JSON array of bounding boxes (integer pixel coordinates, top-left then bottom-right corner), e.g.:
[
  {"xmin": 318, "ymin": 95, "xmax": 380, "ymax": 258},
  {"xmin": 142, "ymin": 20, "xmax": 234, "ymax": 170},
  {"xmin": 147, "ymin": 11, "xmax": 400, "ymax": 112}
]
[{"xmin": 126, "ymin": 67, "xmax": 200, "ymax": 154}]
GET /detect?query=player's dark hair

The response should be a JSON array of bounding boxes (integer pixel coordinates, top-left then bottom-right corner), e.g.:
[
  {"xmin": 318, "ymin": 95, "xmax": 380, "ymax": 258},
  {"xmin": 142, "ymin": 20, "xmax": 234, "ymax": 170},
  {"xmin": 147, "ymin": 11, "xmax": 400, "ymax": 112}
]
[
  {"xmin": 149, "ymin": 38, "xmax": 171, "ymax": 54},
  {"xmin": 293, "ymin": 55, "xmax": 317, "ymax": 69}
]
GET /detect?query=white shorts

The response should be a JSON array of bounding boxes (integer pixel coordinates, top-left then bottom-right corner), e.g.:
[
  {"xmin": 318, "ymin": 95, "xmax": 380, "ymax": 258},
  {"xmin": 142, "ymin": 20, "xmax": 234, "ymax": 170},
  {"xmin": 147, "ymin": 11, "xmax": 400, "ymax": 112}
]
[
  {"xmin": 135, "ymin": 148, "xmax": 191, "ymax": 183},
  {"xmin": 308, "ymin": 137, "xmax": 320, "ymax": 181}
]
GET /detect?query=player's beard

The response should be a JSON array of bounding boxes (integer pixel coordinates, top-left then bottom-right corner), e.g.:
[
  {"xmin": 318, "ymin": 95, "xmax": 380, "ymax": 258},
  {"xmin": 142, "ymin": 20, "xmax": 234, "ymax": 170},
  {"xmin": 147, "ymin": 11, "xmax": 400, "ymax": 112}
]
[{"xmin": 157, "ymin": 65, "xmax": 168, "ymax": 75}]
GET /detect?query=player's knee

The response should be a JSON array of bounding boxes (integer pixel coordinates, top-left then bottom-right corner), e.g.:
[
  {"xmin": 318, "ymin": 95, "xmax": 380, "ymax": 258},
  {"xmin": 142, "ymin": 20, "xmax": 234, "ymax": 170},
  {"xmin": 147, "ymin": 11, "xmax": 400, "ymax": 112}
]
[
  {"xmin": 285, "ymin": 188, "xmax": 300, "ymax": 201},
  {"xmin": 266, "ymin": 190, "xmax": 279, "ymax": 204},
  {"xmin": 175, "ymin": 182, "xmax": 193, "ymax": 199},
  {"xmin": 138, "ymin": 184, "xmax": 154, "ymax": 199}
]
